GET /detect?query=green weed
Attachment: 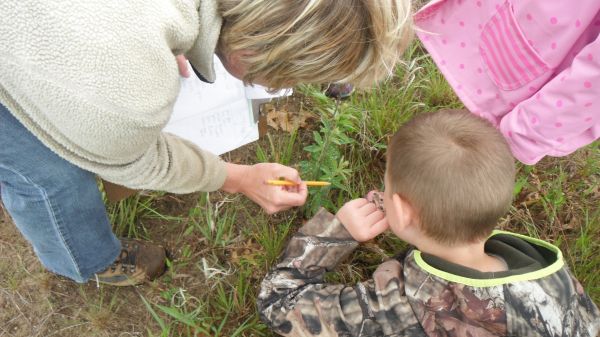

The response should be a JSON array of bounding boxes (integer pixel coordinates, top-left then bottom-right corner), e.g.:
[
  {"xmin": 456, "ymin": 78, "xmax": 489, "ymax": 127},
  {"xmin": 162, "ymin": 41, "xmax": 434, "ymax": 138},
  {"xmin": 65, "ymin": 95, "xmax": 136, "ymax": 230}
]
[
  {"xmin": 189, "ymin": 193, "xmax": 237, "ymax": 248},
  {"xmin": 106, "ymin": 193, "xmax": 159, "ymax": 238},
  {"xmin": 255, "ymin": 131, "xmax": 298, "ymax": 166}
]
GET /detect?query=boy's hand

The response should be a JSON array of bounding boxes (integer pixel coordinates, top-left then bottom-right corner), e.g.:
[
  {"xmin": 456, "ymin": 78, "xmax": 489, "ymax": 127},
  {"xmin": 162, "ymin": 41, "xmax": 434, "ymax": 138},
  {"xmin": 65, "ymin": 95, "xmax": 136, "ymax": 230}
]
[{"xmin": 336, "ymin": 198, "xmax": 388, "ymax": 242}]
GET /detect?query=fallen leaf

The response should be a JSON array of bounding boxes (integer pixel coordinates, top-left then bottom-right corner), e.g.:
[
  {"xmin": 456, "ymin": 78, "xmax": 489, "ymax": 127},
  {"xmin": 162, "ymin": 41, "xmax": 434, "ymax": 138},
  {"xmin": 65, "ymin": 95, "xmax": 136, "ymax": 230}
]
[{"xmin": 263, "ymin": 103, "xmax": 317, "ymax": 133}]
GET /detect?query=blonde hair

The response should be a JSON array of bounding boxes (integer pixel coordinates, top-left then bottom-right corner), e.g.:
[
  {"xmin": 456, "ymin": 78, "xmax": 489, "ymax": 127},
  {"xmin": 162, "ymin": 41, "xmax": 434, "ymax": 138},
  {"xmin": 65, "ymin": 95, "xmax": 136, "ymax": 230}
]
[
  {"xmin": 387, "ymin": 110, "xmax": 516, "ymax": 245},
  {"xmin": 217, "ymin": 0, "xmax": 413, "ymax": 89}
]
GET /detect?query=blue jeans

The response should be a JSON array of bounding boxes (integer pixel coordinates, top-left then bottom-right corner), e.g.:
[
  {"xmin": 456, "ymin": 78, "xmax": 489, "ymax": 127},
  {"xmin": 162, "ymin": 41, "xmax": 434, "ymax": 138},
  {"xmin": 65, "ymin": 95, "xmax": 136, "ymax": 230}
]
[{"xmin": 0, "ymin": 104, "xmax": 120, "ymax": 283}]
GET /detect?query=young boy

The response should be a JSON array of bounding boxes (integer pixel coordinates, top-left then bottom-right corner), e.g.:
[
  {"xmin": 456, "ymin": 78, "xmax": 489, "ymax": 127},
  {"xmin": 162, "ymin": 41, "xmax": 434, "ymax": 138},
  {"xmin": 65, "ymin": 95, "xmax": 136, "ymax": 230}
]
[{"xmin": 257, "ymin": 109, "xmax": 600, "ymax": 336}]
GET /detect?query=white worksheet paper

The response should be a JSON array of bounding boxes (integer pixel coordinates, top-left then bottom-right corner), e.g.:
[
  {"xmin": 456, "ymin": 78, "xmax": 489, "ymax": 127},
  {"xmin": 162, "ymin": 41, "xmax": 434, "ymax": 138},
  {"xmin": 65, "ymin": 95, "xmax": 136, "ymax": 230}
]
[
  {"xmin": 164, "ymin": 57, "xmax": 290, "ymax": 156},
  {"xmin": 163, "ymin": 57, "xmax": 257, "ymax": 155}
]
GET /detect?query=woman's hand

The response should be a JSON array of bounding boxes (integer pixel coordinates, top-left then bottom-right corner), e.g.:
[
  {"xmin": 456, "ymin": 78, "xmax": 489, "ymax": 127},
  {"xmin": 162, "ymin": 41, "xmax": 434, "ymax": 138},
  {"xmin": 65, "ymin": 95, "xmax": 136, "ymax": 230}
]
[
  {"xmin": 222, "ymin": 163, "xmax": 308, "ymax": 214},
  {"xmin": 336, "ymin": 198, "xmax": 388, "ymax": 242},
  {"xmin": 176, "ymin": 55, "xmax": 190, "ymax": 78}
]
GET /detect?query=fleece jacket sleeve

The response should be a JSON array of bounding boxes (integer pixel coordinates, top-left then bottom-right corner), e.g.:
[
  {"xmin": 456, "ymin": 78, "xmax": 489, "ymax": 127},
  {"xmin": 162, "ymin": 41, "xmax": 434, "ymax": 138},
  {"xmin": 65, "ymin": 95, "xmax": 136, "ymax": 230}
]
[{"xmin": 0, "ymin": 0, "xmax": 227, "ymax": 193}]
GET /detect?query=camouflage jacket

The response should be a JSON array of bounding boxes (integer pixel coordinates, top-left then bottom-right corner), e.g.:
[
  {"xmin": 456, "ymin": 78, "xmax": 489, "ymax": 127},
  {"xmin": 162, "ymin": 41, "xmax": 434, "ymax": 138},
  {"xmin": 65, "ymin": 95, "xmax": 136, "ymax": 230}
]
[{"xmin": 258, "ymin": 208, "xmax": 600, "ymax": 337}]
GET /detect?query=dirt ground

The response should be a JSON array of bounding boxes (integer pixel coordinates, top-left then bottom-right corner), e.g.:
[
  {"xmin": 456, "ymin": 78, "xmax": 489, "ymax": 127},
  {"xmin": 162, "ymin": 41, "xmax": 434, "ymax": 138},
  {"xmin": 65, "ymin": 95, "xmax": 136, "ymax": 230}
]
[{"xmin": 0, "ymin": 201, "xmax": 158, "ymax": 336}]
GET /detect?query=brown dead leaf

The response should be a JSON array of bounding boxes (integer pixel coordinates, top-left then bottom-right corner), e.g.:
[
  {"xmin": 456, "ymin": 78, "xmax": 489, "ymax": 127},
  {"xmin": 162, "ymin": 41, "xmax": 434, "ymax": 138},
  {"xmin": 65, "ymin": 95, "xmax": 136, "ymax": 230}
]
[
  {"xmin": 228, "ymin": 239, "xmax": 262, "ymax": 264},
  {"xmin": 263, "ymin": 103, "xmax": 316, "ymax": 133},
  {"xmin": 561, "ymin": 214, "xmax": 580, "ymax": 231},
  {"xmin": 520, "ymin": 191, "xmax": 541, "ymax": 207}
]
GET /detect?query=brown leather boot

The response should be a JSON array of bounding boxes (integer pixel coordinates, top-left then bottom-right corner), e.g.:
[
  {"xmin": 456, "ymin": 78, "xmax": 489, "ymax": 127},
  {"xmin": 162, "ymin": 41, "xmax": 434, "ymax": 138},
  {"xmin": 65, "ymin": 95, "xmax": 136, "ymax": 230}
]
[{"xmin": 93, "ymin": 238, "xmax": 166, "ymax": 286}]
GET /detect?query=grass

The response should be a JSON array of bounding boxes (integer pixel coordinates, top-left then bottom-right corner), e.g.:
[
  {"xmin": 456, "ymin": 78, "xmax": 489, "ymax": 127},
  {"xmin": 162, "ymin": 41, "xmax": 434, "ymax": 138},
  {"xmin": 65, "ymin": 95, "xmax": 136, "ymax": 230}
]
[{"xmin": 0, "ymin": 42, "xmax": 598, "ymax": 336}]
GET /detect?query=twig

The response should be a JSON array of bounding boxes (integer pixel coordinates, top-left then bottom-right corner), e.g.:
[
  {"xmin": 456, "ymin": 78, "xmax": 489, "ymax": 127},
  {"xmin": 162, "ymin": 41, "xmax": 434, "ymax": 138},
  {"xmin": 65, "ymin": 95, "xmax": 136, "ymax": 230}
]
[{"xmin": 45, "ymin": 322, "xmax": 89, "ymax": 337}]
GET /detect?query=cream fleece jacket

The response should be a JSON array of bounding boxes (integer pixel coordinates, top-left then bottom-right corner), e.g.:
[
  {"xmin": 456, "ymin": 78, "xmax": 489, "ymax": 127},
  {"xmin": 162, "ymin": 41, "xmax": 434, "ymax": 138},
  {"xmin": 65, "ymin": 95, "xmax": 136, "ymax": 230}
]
[{"xmin": 0, "ymin": 0, "xmax": 227, "ymax": 193}]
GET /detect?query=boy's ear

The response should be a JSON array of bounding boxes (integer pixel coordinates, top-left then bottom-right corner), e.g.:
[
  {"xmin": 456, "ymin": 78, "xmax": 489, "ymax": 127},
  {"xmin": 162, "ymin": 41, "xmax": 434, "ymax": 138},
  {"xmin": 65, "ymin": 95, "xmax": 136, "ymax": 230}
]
[{"xmin": 391, "ymin": 193, "xmax": 415, "ymax": 231}]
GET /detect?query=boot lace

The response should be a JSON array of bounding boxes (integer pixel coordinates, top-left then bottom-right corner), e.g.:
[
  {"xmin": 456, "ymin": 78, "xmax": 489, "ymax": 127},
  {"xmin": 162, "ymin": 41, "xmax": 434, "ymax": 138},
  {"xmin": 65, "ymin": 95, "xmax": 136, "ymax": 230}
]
[{"xmin": 110, "ymin": 241, "xmax": 138, "ymax": 274}]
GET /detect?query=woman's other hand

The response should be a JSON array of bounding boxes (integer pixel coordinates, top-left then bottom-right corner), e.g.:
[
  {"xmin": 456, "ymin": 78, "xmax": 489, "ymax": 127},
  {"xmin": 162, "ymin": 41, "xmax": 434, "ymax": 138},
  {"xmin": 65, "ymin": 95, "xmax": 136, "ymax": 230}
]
[
  {"xmin": 222, "ymin": 163, "xmax": 308, "ymax": 214},
  {"xmin": 176, "ymin": 55, "xmax": 190, "ymax": 78}
]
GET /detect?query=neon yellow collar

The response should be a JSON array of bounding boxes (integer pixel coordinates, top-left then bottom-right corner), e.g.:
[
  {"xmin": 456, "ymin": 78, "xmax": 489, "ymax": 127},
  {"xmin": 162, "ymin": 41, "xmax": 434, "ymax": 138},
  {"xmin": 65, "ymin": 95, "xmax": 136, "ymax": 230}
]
[{"xmin": 412, "ymin": 230, "xmax": 564, "ymax": 287}]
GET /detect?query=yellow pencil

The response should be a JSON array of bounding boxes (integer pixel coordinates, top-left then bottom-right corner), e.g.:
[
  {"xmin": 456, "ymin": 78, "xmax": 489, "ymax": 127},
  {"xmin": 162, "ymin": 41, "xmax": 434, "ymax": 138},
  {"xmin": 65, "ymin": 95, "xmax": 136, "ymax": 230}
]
[{"xmin": 267, "ymin": 180, "xmax": 331, "ymax": 187}]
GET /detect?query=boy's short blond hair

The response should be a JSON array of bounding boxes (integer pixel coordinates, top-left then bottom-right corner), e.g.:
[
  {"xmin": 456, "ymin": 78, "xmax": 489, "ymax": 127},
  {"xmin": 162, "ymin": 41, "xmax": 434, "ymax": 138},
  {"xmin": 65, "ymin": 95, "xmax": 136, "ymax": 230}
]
[
  {"xmin": 217, "ymin": 0, "xmax": 413, "ymax": 89},
  {"xmin": 387, "ymin": 110, "xmax": 515, "ymax": 245}
]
